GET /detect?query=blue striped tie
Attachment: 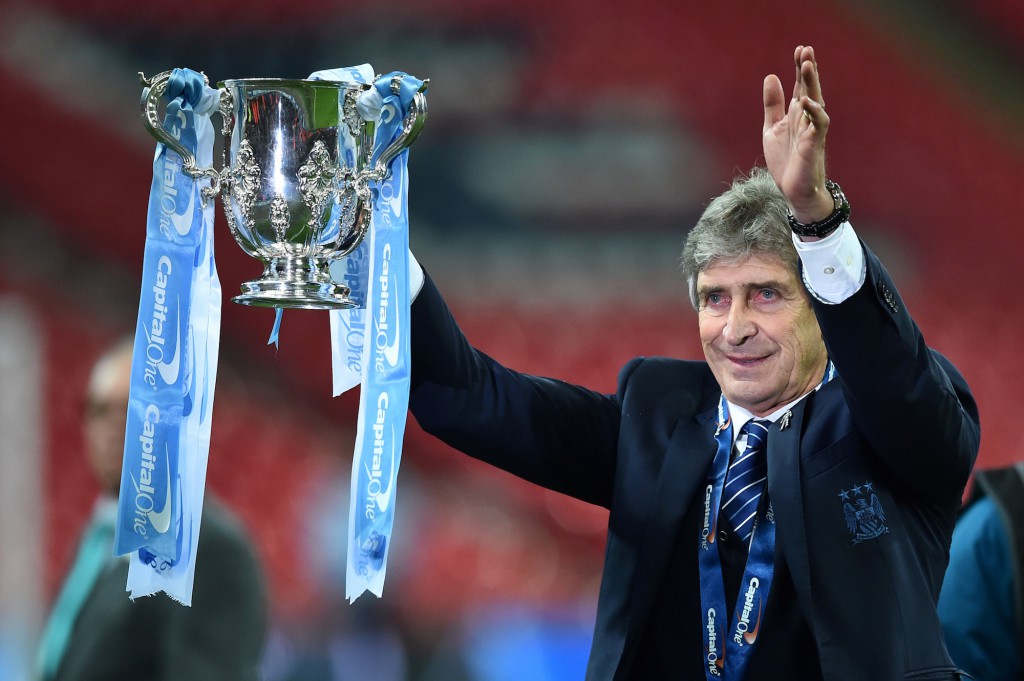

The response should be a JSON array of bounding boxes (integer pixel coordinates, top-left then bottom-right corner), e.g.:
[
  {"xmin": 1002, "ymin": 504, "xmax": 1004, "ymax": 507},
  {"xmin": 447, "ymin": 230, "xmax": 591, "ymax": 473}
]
[{"xmin": 721, "ymin": 419, "xmax": 769, "ymax": 543}]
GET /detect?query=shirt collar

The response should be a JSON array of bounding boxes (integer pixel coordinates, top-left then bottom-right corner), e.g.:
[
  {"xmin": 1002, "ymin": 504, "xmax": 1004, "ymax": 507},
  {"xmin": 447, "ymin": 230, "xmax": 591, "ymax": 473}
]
[
  {"xmin": 723, "ymin": 360, "xmax": 835, "ymax": 446},
  {"xmin": 725, "ymin": 397, "xmax": 804, "ymax": 447}
]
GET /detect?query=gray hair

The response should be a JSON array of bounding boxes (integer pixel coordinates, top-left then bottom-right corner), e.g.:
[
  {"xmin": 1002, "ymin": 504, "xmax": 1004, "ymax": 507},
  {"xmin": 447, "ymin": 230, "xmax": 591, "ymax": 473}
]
[{"xmin": 681, "ymin": 167, "xmax": 797, "ymax": 308}]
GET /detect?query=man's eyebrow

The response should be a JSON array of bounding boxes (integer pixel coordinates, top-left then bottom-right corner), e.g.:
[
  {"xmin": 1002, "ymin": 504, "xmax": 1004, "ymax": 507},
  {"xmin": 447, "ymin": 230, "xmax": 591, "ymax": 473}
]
[
  {"xmin": 695, "ymin": 283, "xmax": 725, "ymax": 299},
  {"xmin": 746, "ymin": 279, "xmax": 792, "ymax": 292},
  {"xmin": 697, "ymin": 279, "xmax": 793, "ymax": 296}
]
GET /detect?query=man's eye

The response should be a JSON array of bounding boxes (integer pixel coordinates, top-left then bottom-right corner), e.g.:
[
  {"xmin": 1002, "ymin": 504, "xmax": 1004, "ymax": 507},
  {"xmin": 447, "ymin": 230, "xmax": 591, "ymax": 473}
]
[
  {"xmin": 706, "ymin": 293, "xmax": 724, "ymax": 306},
  {"xmin": 757, "ymin": 289, "xmax": 777, "ymax": 302}
]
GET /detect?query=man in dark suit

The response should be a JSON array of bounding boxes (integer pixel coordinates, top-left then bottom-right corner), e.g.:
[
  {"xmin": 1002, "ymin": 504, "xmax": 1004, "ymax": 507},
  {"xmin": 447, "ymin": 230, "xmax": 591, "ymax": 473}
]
[
  {"xmin": 407, "ymin": 46, "xmax": 980, "ymax": 680},
  {"xmin": 36, "ymin": 339, "xmax": 267, "ymax": 681}
]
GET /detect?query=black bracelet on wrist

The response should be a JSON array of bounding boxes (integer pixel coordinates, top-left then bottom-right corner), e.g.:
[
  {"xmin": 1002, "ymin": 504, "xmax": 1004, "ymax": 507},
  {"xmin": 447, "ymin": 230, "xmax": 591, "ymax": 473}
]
[{"xmin": 787, "ymin": 179, "xmax": 851, "ymax": 238}]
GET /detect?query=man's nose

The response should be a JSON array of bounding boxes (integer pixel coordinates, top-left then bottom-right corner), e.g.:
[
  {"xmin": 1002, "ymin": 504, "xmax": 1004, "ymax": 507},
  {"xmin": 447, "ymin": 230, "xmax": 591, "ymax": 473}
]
[{"xmin": 723, "ymin": 302, "xmax": 756, "ymax": 345}]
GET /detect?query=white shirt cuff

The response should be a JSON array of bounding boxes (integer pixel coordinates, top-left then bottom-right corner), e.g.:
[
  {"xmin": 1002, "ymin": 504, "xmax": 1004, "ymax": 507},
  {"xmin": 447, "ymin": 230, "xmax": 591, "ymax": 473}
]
[
  {"xmin": 792, "ymin": 222, "xmax": 867, "ymax": 304},
  {"xmin": 409, "ymin": 249, "xmax": 425, "ymax": 300}
]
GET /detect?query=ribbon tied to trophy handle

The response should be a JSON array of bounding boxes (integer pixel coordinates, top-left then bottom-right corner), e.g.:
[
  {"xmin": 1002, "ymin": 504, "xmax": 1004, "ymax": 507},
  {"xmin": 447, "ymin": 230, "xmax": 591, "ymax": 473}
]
[
  {"xmin": 355, "ymin": 77, "xmax": 428, "ymax": 204},
  {"xmin": 139, "ymin": 69, "xmax": 428, "ymax": 209},
  {"xmin": 139, "ymin": 70, "xmax": 223, "ymax": 202}
]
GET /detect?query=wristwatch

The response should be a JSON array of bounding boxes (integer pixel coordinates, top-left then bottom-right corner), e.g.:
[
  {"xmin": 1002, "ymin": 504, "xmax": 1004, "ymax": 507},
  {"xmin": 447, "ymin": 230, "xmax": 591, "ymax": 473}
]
[{"xmin": 787, "ymin": 179, "xmax": 851, "ymax": 238}]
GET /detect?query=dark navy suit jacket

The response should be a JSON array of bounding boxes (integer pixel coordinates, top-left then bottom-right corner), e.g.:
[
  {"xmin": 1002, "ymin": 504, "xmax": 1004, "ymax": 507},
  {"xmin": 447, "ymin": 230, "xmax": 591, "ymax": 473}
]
[
  {"xmin": 409, "ymin": 245, "xmax": 980, "ymax": 681},
  {"xmin": 50, "ymin": 499, "xmax": 267, "ymax": 681}
]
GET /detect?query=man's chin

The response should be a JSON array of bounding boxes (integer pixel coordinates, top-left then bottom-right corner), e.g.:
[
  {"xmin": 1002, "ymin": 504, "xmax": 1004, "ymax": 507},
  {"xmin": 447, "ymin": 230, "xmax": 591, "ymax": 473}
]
[{"xmin": 721, "ymin": 383, "xmax": 776, "ymax": 415}]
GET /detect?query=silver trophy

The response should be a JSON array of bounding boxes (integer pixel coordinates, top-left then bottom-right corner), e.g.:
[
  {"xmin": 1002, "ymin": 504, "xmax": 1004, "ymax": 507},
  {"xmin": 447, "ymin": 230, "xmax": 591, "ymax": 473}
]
[{"xmin": 140, "ymin": 71, "xmax": 427, "ymax": 309}]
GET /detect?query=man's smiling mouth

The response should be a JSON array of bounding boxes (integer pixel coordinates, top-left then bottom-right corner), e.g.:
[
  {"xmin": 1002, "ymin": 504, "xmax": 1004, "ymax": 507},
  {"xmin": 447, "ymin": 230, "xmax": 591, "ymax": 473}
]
[{"xmin": 726, "ymin": 354, "xmax": 770, "ymax": 366}]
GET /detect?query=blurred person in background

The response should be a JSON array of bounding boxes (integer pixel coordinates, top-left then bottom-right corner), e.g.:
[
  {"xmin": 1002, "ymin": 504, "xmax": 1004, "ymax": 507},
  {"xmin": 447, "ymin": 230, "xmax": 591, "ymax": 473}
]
[
  {"xmin": 268, "ymin": 453, "xmax": 415, "ymax": 681},
  {"xmin": 938, "ymin": 463, "xmax": 1024, "ymax": 680},
  {"xmin": 406, "ymin": 45, "xmax": 979, "ymax": 680},
  {"xmin": 35, "ymin": 337, "xmax": 268, "ymax": 681}
]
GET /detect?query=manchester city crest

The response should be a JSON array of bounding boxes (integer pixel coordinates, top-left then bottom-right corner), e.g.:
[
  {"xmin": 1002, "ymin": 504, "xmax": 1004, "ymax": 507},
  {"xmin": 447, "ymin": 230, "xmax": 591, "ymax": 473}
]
[{"xmin": 837, "ymin": 482, "xmax": 890, "ymax": 544}]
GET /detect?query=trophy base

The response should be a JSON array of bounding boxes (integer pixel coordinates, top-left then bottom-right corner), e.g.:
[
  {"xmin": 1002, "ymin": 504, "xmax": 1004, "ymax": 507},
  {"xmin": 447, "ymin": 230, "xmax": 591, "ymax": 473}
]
[
  {"xmin": 232, "ymin": 279, "xmax": 358, "ymax": 309},
  {"xmin": 233, "ymin": 257, "xmax": 360, "ymax": 308}
]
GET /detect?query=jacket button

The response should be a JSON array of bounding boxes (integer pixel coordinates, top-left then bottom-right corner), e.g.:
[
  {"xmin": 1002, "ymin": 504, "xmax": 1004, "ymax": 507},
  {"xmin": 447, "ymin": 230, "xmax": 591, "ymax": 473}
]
[
  {"xmin": 878, "ymin": 282, "xmax": 899, "ymax": 313},
  {"xmin": 718, "ymin": 530, "xmax": 729, "ymax": 542}
]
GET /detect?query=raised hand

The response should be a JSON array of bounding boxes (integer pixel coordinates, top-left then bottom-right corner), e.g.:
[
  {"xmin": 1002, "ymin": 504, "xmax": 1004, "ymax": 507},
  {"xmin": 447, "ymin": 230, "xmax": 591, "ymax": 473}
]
[{"xmin": 762, "ymin": 45, "xmax": 834, "ymax": 224}]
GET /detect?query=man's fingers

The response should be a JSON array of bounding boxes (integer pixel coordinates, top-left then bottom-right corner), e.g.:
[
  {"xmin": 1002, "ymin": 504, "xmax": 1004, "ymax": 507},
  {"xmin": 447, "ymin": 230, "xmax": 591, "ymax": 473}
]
[
  {"xmin": 799, "ymin": 96, "xmax": 829, "ymax": 136},
  {"xmin": 801, "ymin": 53, "xmax": 824, "ymax": 109},
  {"xmin": 791, "ymin": 45, "xmax": 805, "ymax": 102},
  {"xmin": 763, "ymin": 74, "xmax": 786, "ymax": 132}
]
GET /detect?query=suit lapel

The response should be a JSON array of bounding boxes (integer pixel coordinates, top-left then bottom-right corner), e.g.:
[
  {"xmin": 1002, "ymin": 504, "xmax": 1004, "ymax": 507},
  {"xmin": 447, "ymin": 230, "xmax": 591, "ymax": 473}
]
[
  {"xmin": 616, "ymin": 411, "xmax": 717, "ymax": 679},
  {"xmin": 765, "ymin": 395, "xmax": 818, "ymax": 629}
]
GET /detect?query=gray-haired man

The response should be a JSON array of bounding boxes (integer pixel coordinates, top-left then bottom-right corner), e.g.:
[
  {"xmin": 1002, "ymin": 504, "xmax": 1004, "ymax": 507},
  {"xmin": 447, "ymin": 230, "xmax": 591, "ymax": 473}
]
[{"xmin": 406, "ymin": 46, "xmax": 979, "ymax": 680}]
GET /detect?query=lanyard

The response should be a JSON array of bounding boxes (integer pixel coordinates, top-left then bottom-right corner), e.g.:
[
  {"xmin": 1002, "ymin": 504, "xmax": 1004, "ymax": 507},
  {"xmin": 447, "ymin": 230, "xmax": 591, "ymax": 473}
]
[
  {"xmin": 698, "ymin": 362, "xmax": 835, "ymax": 679},
  {"xmin": 698, "ymin": 395, "xmax": 776, "ymax": 680}
]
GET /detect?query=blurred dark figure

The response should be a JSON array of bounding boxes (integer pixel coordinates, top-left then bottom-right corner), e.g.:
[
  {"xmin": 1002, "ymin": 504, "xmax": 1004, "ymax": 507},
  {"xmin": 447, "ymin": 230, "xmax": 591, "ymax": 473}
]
[
  {"xmin": 35, "ymin": 338, "xmax": 268, "ymax": 681},
  {"xmin": 939, "ymin": 464, "xmax": 1024, "ymax": 680}
]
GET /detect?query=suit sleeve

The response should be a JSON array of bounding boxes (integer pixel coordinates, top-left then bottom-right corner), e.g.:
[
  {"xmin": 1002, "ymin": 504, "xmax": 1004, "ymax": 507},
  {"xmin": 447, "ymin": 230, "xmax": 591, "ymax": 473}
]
[
  {"xmin": 409, "ymin": 272, "xmax": 623, "ymax": 508},
  {"xmin": 810, "ymin": 243, "xmax": 980, "ymax": 501}
]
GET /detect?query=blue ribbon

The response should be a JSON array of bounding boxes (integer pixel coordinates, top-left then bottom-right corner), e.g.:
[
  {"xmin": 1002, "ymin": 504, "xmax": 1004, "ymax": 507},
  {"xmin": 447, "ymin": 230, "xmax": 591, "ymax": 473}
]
[
  {"xmin": 321, "ymin": 65, "xmax": 374, "ymax": 396},
  {"xmin": 268, "ymin": 309, "xmax": 282, "ymax": 348},
  {"xmin": 345, "ymin": 71, "xmax": 423, "ymax": 602},
  {"xmin": 309, "ymin": 65, "xmax": 422, "ymax": 601},
  {"xmin": 117, "ymin": 68, "xmax": 221, "ymax": 604}
]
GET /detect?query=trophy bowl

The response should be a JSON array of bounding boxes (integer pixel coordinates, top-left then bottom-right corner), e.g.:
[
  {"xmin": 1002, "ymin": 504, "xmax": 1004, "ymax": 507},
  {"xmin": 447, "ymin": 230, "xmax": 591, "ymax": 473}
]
[{"xmin": 140, "ymin": 72, "xmax": 427, "ymax": 309}]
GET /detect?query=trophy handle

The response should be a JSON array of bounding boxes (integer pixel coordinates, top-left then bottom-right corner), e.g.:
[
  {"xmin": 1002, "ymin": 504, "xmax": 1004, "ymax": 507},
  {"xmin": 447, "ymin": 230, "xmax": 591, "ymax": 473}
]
[
  {"xmin": 353, "ymin": 89, "xmax": 428, "ymax": 208},
  {"xmin": 371, "ymin": 90, "xmax": 429, "ymax": 180},
  {"xmin": 139, "ymin": 70, "xmax": 223, "ymax": 184}
]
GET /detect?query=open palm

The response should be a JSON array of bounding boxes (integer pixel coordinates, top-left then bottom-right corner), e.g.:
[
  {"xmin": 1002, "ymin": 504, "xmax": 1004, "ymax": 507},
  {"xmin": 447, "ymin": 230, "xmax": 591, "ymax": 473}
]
[{"xmin": 762, "ymin": 46, "xmax": 833, "ymax": 224}]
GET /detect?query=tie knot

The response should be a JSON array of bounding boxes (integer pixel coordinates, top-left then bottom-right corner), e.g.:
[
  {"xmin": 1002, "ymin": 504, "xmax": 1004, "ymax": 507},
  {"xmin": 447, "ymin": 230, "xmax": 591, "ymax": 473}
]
[{"xmin": 741, "ymin": 419, "xmax": 769, "ymax": 451}]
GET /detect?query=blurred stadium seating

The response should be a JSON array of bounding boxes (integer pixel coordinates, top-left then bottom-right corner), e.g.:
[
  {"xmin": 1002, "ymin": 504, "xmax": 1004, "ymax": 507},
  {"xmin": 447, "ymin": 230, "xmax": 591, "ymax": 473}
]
[{"xmin": 1, "ymin": 0, "xmax": 1022, "ymax": 678}]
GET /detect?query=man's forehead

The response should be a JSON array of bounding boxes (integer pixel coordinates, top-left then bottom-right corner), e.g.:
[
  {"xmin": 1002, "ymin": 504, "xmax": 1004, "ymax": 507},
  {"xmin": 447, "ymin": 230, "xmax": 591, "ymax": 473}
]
[
  {"xmin": 88, "ymin": 349, "xmax": 133, "ymax": 401},
  {"xmin": 696, "ymin": 252, "xmax": 797, "ymax": 288}
]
